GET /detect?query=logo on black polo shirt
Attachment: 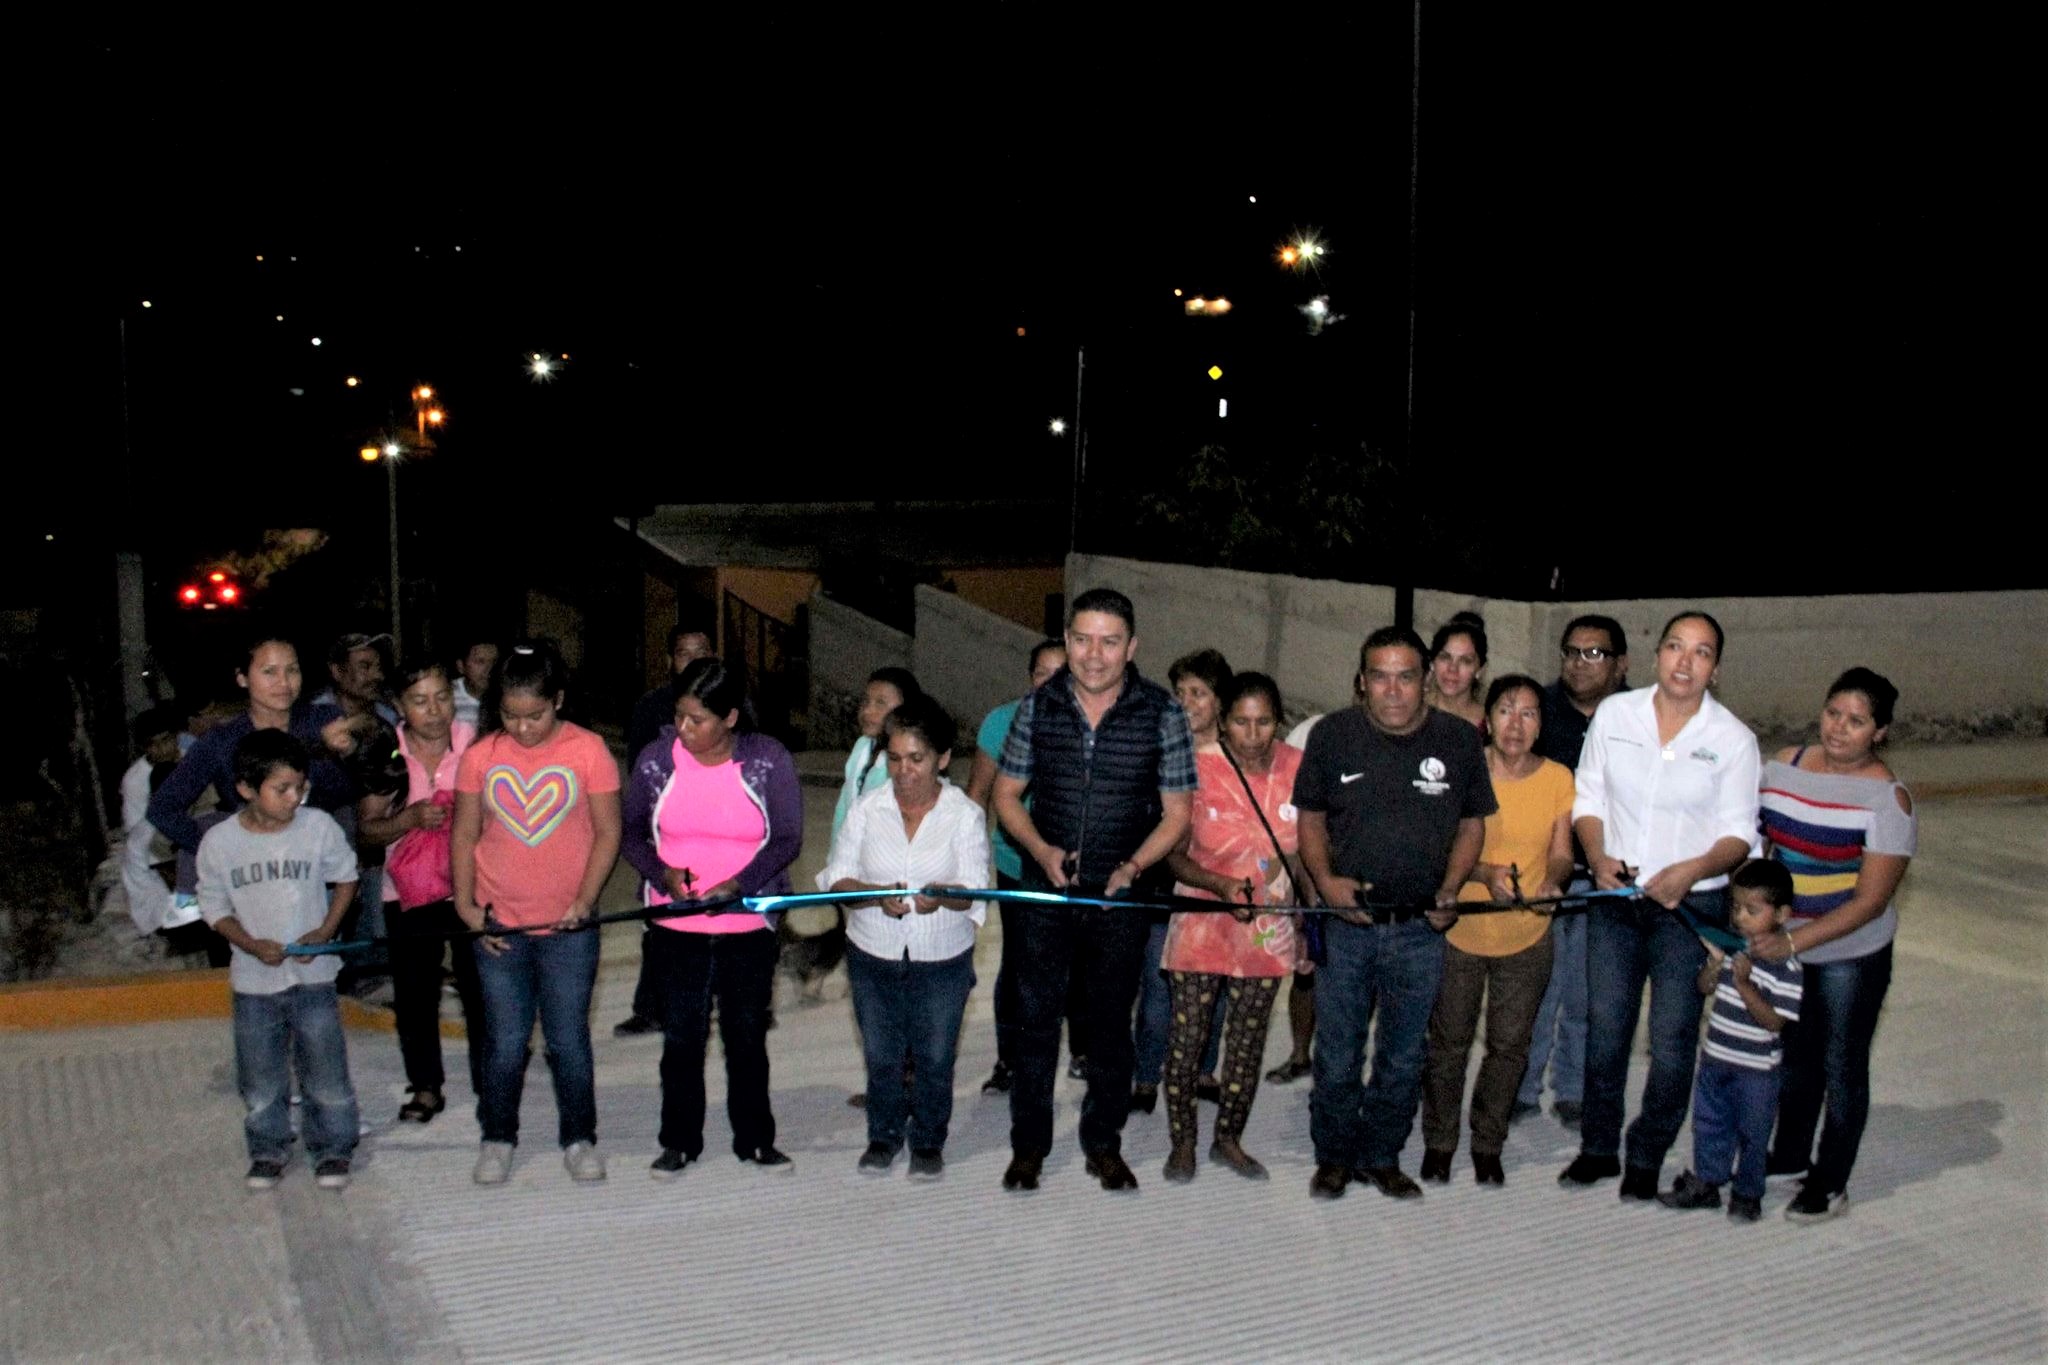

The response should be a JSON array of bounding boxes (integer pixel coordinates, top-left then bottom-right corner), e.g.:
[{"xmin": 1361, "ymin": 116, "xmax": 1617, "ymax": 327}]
[{"xmin": 1413, "ymin": 757, "xmax": 1449, "ymax": 796}]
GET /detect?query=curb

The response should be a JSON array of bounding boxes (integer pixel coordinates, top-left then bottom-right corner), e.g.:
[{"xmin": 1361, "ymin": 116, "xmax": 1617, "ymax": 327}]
[{"xmin": 0, "ymin": 968, "xmax": 467, "ymax": 1039}]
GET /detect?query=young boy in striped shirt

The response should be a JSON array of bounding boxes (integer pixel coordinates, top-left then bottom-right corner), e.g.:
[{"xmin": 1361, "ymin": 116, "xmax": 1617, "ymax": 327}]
[{"xmin": 1660, "ymin": 859, "xmax": 1803, "ymax": 1222}]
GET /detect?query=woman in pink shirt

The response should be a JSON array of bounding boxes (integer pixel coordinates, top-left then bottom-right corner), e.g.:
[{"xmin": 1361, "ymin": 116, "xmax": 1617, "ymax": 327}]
[
  {"xmin": 452, "ymin": 642, "xmax": 622, "ymax": 1187},
  {"xmin": 622, "ymin": 657, "xmax": 805, "ymax": 1179},
  {"xmin": 358, "ymin": 660, "xmax": 482, "ymax": 1126}
]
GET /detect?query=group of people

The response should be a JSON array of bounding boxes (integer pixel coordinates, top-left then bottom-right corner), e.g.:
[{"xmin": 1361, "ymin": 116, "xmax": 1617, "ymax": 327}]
[{"xmin": 144, "ymin": 588, "xmax": 1916, "ymax": 1227}]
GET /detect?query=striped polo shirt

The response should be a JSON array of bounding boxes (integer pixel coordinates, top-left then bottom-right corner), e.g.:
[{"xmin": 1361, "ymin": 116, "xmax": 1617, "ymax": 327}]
[{"xmin": 1702, "ymin": 954, "xmax": 1802, "ymax": 1071}]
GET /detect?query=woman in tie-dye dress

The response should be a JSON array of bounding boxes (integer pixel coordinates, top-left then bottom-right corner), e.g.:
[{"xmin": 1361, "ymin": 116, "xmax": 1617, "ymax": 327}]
[
  {"xmin": 453, "ymin": 640, "xmax": 623, "ymax": 1187},
  {"xmin": 1157, "ymin": 672, "xmax": 1309, "ymax": 1184}
]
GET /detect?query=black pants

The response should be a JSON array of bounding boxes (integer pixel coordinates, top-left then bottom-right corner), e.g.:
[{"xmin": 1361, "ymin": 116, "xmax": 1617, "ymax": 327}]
[
  {"xmin": 387, "ymin": 898, "xmax": 485, "ymax": 1096},
  {"xmin": 1005, "ymin": 902, "xmax": 1151, "ymax": 1158},
  {"xmin": 994, "ymin": 875, "xmax": 1091, "ymax": 1066},
  {"xmin": 651, "ymin": 926, "xmax": 779, "ymax": 1159},
  {"xmin": 630, "ymin": 928, "xmax": 663, "ymax": 1024}
]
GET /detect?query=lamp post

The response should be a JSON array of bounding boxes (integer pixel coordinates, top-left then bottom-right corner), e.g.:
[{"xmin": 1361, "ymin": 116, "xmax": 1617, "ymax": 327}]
[{"xmin": 359, "ymin": 439, "xmax": 406, "ymax": 650}]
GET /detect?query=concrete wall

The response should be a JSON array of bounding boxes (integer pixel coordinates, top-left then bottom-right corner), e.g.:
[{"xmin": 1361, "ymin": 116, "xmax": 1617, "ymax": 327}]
[
  {"xmin": 806, "ymin": 592, "xmax": 912, "ymax": 751},
  {"xmin": 1068, "ymin": 553, "xmax": 2048, "ymax": 742},
  {"xmin": 912, "ymin": 584, "xmax": 1047, "ymax": 744}
]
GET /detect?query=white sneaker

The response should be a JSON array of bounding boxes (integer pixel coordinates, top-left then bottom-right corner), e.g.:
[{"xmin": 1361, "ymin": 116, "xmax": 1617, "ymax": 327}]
[
  {"xmin": 564, "ymin": 1140, "xmax": 607, "ymax": 1183},
  {"xmin": 474, "ymin": 1141, "xmax": 514, "ymax": 1186}
]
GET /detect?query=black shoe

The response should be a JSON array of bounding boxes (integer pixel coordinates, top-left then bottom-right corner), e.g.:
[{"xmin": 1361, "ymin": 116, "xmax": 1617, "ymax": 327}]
[
  {"xmin": 1657, "ymin": 1170, "xmax": 1722, "ymax": 1210},
  {"xmin": 1265, "ymin": 1057, "xmax": 1312, "ymax": 1084},
  {"xmin": 245, "ymin": 1158, "xmax": 287, "ymax": 1191},
  {"xmin": 1559, "ymin": 1154, "xmax": 1622, "ymax": 1187},
  {"xmin": 397, "ymin": 1089, "xmax": 446, "ymax": 1123},
  {"xmin": 1194, "ymin": 1077, "xmax": 1222, "ymax": 1104},
  {"xmin": 1163, "ymin": 1143, "xmax": 1198, "ymax": 1184},
  {"xmin": 650, "ymin": 1148, "xmax": 694, "ymax": 1180},
  {"xmin": 1419, "ymin": 1149, "xmax": 1453, "ymax": 1184},
  {"xmin": 1785, "ymin": 1186, "xmax": 1849, "ymax": 1223},
  {"xmin": 739, "ymin": 1146, "xmax": 794, "ymax": 1174},
  {"xmin": 1356, "ymin": 1165, "xmax": 1424, "ymax": 1200},
  {"xmin": 981, "ymin": 1062, "xmax": 1013, "ymax": 1095},
  {"xmin": 1727, "ymin": 1193, "xmax": 1763, "ymax": 1222},
  {"xmin": 847, "ymin": 1092, "xmax": 867, "ymax": 1109},
  {"xmin": 907, "ymin": 1149, "xmax": 944, "ymax": 1182},
  {"xmin": 1309, "ymin": 1162, "xmax": 1350, "ymax": 1200},
  {"xmin": 1002, "ymin": 1153, "xmax": 1043, "ymax": 1192},
  {"xmin": 1619, "ymin": 1166, "xmax": 1662, "ymax": 1202},
  {"xmin": 612, "ymin": 1014, "xmax": 659, "ymax": 1038},
  {"xmin": 1067, "ymin": 1055, "xmax": 1088, "ymax": 1081},
  {"xmin": 1472, "ymin": 1153, "xmax": 1505, "ymax": 1186},
  {"xmin": 314, "ymin": 1158, "xmax": 351, "ymax": 1190},
  {"xmin": 1508, "ymin": 1099, "xmax": 1541, "ymax": 1125},
  {"xmin": 1553, "ymin": 1100, "xmax": 1583, "ymax": 1129},
  {"xmin": 1129, "ymin": 1085, "xmax": 1158, "ymax": 1115},
  {"xmin": 857, "ymin": 1141, "xmax": 897, "ymax": 1175},
  {"xmin": 1765, "ymin": 1151, "xmax": 1811, "ymax": 1182},
  {"xmin": 1084, "ymin": 1150, "xmax": 1139, "ymax": 1192}
]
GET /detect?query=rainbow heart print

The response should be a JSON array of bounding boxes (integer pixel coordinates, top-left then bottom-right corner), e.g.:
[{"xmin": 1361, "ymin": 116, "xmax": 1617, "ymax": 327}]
[{"xmin": 484, "ymin": 764, "xmax": 579, "ymax": 847}]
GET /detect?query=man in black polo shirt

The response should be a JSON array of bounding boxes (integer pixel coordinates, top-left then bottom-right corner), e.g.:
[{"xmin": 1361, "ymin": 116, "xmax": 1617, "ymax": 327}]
[
  {"xmin": 1297, "ymin": 625, "xmax": 1493, "ymax": 1200},
  {"xmin": 994, "ymin": 588, "xmax": 1196, "ymax": 1193},
  {"xmin": 1514, "ymin": 614, "xmax": 1630, "ymax": 1126}
]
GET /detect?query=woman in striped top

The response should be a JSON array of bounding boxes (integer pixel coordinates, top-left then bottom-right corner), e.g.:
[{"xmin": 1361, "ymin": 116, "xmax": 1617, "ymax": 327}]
[{"xmin": 1752, "ymin": 667, "xmax": 1916, "ymax": 1223}]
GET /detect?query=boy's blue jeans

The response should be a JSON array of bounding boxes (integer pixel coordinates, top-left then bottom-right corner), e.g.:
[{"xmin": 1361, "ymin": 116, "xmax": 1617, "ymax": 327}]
[
  {"xmin": 233, "ymin": 984, "xmax": 358, "ymax": 1165},
  {"xmin": 1691, "ymin": 1057, "xmax": 1780, "ymax": 1201}
]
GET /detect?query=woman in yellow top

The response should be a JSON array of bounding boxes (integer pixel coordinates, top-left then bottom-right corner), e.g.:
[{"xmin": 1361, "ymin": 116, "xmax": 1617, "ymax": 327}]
[{"xmin": 1419, "ymin": 674, "xmax": 1574, "ymax": 1186}]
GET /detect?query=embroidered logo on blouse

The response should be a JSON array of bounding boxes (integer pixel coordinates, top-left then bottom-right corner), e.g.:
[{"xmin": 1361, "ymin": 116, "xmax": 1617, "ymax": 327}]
[{"xmin": 1690, "ymin": 747, "xmax": 1720, "ymax": 764}]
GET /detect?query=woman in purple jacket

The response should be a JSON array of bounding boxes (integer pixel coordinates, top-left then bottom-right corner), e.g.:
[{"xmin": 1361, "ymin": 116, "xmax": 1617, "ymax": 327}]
[{"xmin": 623, "ymin": 657, "xmax": 805, "ymax": 1178}]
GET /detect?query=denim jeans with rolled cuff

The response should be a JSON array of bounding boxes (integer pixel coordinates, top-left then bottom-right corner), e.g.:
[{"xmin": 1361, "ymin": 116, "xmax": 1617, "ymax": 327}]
[{"xmin": 233, "ymin": 983, "xmax": 358, "ymax": 1165}]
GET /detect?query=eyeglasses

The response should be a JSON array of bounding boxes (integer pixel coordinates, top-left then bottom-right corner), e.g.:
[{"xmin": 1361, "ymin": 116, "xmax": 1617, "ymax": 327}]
[{"xmin": 1561, "ymin": 646, "xmax": 1615, "ymax": 663}]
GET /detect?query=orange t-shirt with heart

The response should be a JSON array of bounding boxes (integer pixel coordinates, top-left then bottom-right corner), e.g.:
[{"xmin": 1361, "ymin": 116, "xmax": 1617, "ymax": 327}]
[{"xmin": 457, "ymin": 722, "xmax": 620, "ymax": 930}]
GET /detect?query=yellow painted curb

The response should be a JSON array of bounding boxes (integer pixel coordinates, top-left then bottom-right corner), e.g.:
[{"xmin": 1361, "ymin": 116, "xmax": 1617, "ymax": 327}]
[{"xmin": 0, "ymin": 969, "xmax": 467, "ymax": 1039}]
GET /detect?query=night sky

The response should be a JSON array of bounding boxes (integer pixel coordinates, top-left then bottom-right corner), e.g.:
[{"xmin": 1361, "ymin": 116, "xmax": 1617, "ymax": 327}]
[{"xmin": 17, "ymin": 12, "xmax": 2029, "ymax": 651}]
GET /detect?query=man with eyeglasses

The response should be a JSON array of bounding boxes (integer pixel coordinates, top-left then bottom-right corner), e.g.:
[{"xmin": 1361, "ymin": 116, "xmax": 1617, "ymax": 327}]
[{"xmin": 1513, "ymin": 615, "xmax": 1629, "ymax": 1128}]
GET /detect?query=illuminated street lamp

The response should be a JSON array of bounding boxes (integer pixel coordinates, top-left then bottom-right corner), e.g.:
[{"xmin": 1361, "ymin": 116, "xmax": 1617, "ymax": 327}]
[{"xmin": 1049, "ymin": 418, "xmax": 1068, "ymax": 436}]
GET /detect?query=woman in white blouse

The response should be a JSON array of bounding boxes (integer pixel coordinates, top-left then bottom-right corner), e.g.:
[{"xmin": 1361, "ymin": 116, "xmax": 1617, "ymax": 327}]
[
  {"xmin": 824, "ymin": 694, "xmax": 991, "ymax": 1182},
  {"xmin": 1560, "ymin": 610, "xmax": 1761, "ymax": 1203}
]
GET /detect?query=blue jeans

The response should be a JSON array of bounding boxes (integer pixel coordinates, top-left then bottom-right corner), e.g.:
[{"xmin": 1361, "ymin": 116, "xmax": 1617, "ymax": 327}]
[
  {"xmin": 1691, "ymin": 1058, "xmax": 1780, "ymax": 1200},
  {"xmin": 1770, "ymin": 944, "xmax": 1892, "ymax": 1195},
  {"xmin": 1005, "ymin": 902, "xmax": 1150, "ymax": 1158},
  {"xmin": 1136, "ymin": 920, "xmax": 1223, "ymax": 1086},
  {"xmin": 1311, "ymin": 917, "xmax": 1446, "ymax": 1170},
  {"xmin": 1518, "ymin": 886, "xmax": 1589, "ymax": 1106},
  {"xmin": 1583, "ymin": 891, "xmax": 1719, "ymax": 1172},
  {"xmin": 232, "ymin": 985, "xmax": 358, "ymax": 1164},
  {"xmin": 651, "ymin": 926, "xmax": 779, "ymax": 1158},
  {"xmin": 474, "ymin": 927, "xmax": 601, "ymax": 1148},
  {"xmin": 847, "ymin": 943, "xmax": 977, "ymax": 1151}
]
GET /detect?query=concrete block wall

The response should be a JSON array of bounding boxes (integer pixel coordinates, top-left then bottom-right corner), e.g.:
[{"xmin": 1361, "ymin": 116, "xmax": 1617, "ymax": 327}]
[
  {"xmin": 1067, "ymin": 554, "xmax": 2048, "ymax": 742},
  {"xmin": 912, "ymin": 585, "xmax": 1045, "ymax": 745},
  {"xmin": 806, "ymin": 592, "xmax": 912, "ymax": 751}
]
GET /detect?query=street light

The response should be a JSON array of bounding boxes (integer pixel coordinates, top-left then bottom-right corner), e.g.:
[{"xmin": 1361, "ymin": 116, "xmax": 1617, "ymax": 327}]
[{"xmin": 1049, "ymin": 418, "xmax": 1067, "ymax": 436}]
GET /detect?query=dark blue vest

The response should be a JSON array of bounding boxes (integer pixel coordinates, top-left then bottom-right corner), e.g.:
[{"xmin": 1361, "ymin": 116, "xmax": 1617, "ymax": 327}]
[{"xmin": 1023, "ymin": 665, "xmax": 1175, "ymax": 892}]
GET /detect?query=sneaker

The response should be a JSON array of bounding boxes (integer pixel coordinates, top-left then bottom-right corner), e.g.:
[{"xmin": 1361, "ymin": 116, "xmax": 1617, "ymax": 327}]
[
  {"xmin": 473, "ymin": 1141, "xmax": 514, "ymax": 1186},
  {"xmin": 1309, "ymin": 1162, "xmax": 1350, "ymax": 1201},
  {"xmin": 314, "ymin": 1158, "xmax": 351, "ymax": 1190},
  {"xmin": 1356, "ymin": 1165, "xmax": 1424, "ymax": 1200},
  {"xmin": 245, "ymin": 1158, "xmax": 287, "ymax": 1191},
  {"xmin": 1553, "ymin": 1100, "xmax": 1583, "ymax": 1129},
  {"xmin": 1728, "ymin": 1193, "xmax": 1763, "ymax": 1222},
  {"xmin": 1508, "ymin": 1099, "xmax": 1541, "ymax": 1125},
  {"xmin": 650, "ymin": 1148, "xmax": 693, "ymax": 1181},
  {"xmin": 563, "ymin": 1141, "xmax": 606, "ymax": 1183},
  {"xmin": 857, "ymin": 1141, "xmax": 897, "ymax": 1175},
  {"xmin": 1084, "ymin": 1150, "xmax": 1139, "ymax": 1192},
  {"xmin": 980, "ymin": 1062, "xmax": 1013, "ymax": 1095},
  {"xmin": 907, "ymin": 1149, "xmax": 944, "ymax": 1182},
  {"xmin": 612, "ymin": 1014, "xmax": 660, "ymax": 1038},
  {"xmin": 1067, "ymin": 1055, "xmax": 1088, "ymax": 1081},
  {"xmin": 1472, "ymin": 1153, "xmax": 1506, "ymax": 1186},
  {"xmin": 740, "ymin": 1145, "xmax": 794, "ymax": 1174},
  {"xmin": 1657, "ymin": 1170, "xmax": 1723, "ymax": 1211},
  {"xmin": 1785, "ymin": 1186, "xmax": 1849, "ymax": 1224},
  {"xmin": 1002, "ymin": 1152, "xmax": 1042, "ymax": 1192},
  {"xmin": 1558, "ymin": 1153, "xmax": 1621, "ymax": 1187},
  {"xmin": 1419, "ymin": 1149, "xmax": 1453, "ymax": 1184},
  {"xmin": 1619, "ymin": 1166, "xmax": 1661, "ymax": 1202}
]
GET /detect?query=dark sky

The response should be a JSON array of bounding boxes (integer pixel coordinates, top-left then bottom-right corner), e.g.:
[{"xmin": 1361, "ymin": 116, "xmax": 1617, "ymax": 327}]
[{"xmin": 17, "ymin": 12, "xmax": 2029, "ymax": 618}]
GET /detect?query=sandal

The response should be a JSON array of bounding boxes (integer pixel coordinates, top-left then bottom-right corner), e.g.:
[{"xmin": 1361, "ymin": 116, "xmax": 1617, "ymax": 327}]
[
  {"xmin": 1264, "ymin": 1058, "xmax": 1312, "ymax": 1084},
  {"xmin": 398, "ymin": 1089, "xmax": 446, "ymax": 1123}
]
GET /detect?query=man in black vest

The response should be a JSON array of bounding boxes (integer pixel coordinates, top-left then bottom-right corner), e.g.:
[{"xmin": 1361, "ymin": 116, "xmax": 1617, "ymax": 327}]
[
  {"xmin": 1296, "ymin": 625, "xmax": 1494, "ymax": 1201},
  {"xmin": 993, "ymin": 588, "xmax": 1196, "ymax": 1192}
]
